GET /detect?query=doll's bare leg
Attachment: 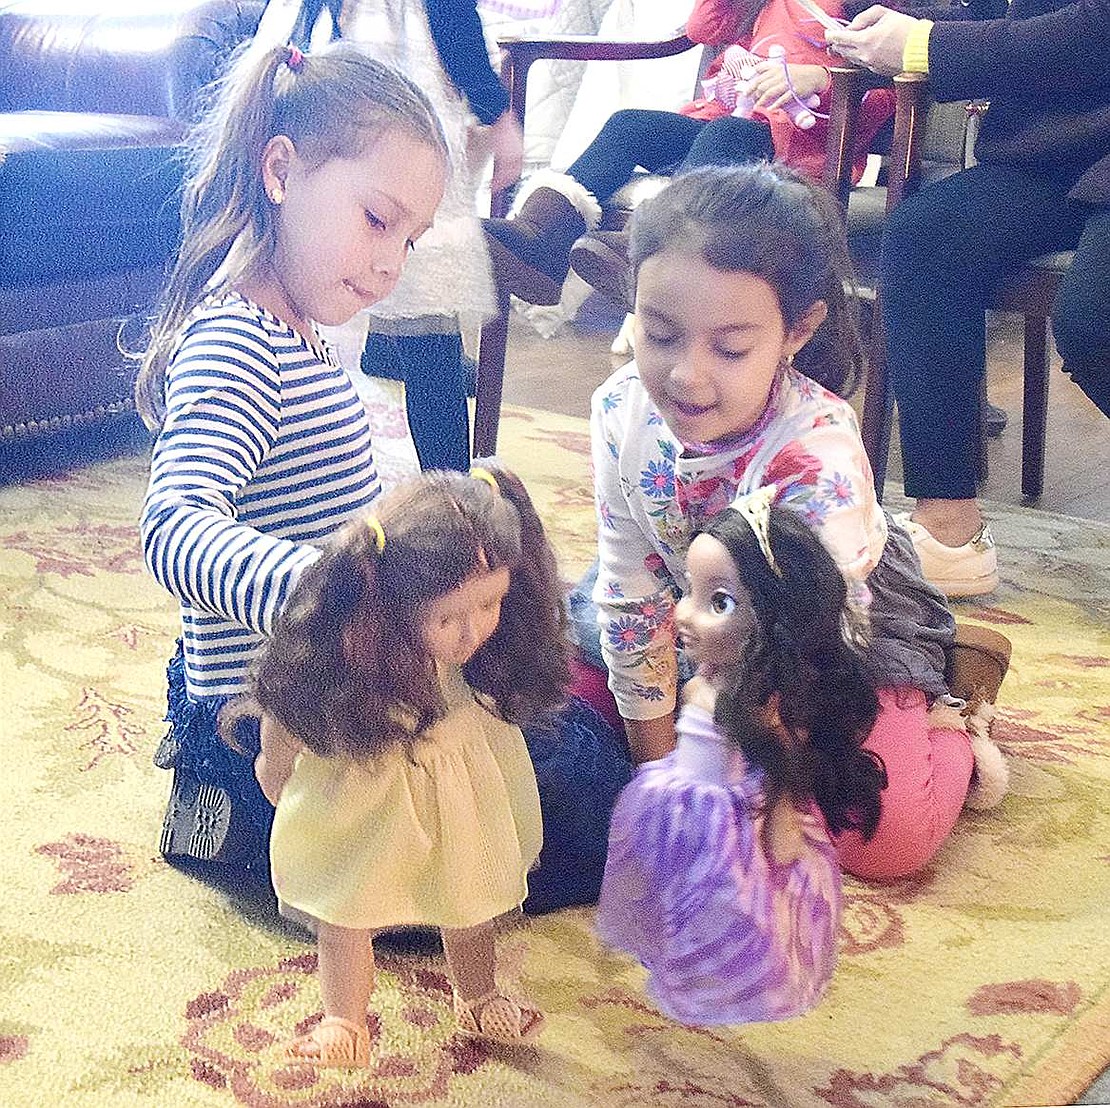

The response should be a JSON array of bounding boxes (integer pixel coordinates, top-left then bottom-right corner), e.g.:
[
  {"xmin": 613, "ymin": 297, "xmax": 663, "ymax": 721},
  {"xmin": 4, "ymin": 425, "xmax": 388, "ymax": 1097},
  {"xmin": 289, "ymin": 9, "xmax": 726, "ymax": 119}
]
[
  {"xmin": 441, "ymin": 921, "xmax": 545, "ymax": 1043},
  {"xmin": 441, "ymin": 920, "xmax": 496, "ymax": 1001},
  {"xmin": 286, "ymin": 920, "xmax": 374, "ymax": 1066}
]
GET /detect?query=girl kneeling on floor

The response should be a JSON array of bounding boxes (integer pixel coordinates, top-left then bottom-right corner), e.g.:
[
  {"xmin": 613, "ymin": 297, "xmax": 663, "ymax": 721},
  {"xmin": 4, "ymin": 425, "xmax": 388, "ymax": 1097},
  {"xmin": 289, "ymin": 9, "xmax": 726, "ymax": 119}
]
[
  {"xmin": 223, "ymin": 465, "xmax": 569, "ymax": 1066},
  {"xmin": 576, "ymin": 162, "xmax": 1012, "ymax": 883}
]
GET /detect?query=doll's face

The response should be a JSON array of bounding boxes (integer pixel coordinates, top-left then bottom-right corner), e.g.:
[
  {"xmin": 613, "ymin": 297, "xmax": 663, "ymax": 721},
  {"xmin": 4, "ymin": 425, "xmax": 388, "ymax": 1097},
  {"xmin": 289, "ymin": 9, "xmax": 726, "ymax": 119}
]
[
  {"xmin": 421, "ymin": 566, "xmax": 511, "ymax": 666},
  {"xmin": 675, "ymin": 533, "xmax": 758, "ymax": 683}
]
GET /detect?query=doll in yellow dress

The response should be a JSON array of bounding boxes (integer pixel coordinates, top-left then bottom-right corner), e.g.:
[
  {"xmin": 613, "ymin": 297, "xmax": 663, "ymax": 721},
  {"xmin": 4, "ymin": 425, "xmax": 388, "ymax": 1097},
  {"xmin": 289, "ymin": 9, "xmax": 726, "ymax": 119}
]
[{"xmin": 222, "ymin": 466, "xmax": 570, "ymax": 1066}]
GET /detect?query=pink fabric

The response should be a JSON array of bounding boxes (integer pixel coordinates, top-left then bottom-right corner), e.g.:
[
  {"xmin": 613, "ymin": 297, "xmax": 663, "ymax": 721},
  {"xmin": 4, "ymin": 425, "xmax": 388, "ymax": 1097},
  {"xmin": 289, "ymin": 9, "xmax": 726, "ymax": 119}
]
[
  {"xmin": 573, "ymin": 662, "xmax": 973, "ymax": 883},
  {"xmin": 833, "ymin": 687, "xmax": 974, "ymax": 882},
  {"xmin": 569, "ymin": 651, "xmax": 627, "ymax": 737},
  {"xmin": 681, "ymin": 0, "xmax": 895, "ymax": 184}
]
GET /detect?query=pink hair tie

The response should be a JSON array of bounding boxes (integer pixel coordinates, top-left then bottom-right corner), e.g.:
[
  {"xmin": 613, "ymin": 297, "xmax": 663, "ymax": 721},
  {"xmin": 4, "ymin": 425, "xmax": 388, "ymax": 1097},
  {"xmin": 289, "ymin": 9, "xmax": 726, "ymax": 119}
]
[{"xmin": 285, "ymin": 44, "xmax": 305, "ymax": 72}]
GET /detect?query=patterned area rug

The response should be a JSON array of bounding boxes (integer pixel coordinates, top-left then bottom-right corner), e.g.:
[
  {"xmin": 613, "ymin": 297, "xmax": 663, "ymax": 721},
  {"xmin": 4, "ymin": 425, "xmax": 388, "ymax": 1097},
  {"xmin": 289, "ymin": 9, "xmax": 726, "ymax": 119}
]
[{"xmin": 1, "ymin": 399, "xmax": 1108, "ymax": 1108}]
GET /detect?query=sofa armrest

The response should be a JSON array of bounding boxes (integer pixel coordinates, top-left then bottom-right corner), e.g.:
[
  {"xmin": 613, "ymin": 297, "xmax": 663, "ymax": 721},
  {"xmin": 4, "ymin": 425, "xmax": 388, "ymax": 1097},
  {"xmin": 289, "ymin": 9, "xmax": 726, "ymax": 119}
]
[{"xmin": 0, "ymin": 0, "xmax": 265, "ymax": 119}]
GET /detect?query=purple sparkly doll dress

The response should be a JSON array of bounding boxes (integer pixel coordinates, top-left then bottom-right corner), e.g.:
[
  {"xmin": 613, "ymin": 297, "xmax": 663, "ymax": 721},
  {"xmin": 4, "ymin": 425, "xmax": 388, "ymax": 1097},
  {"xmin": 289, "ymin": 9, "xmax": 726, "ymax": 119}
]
[{"xmin": 595, "ymin": 700, "xmax": 842, "ymax": 1026}]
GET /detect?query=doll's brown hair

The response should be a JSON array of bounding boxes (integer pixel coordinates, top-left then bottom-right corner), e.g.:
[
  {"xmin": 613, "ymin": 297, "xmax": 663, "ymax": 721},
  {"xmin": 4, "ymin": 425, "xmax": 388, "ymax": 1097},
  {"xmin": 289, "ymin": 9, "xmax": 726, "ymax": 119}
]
[
  {"xmin": 225, "ymin": 465, "xmax": 569, "ymax": 759},
  {"xmin": 702, "ymin": 503, "xmax": 885, "ymax": 840}
]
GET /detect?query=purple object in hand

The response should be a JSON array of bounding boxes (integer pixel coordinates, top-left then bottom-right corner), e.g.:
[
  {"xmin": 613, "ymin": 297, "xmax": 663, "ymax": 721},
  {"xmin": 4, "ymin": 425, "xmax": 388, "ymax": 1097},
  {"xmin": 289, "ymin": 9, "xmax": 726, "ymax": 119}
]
[{"xmin": 595, "ymin": 701, "xmax": 842, "ymax": 1026}]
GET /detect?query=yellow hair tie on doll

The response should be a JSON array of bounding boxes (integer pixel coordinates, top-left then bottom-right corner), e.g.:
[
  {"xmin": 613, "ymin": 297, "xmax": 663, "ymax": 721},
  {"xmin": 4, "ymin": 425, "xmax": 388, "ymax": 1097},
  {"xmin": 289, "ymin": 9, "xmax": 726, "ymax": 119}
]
[
  {"xmin": 730, "ymin": 484, "xmax": 781, "ymax": 576},
  {"xmin": 469, "ymin": 466, "xmax": 499, "ymax": 493},
  {"xmin": 365, "ymin": 514, "xmax": 386, "ymax": 553}
]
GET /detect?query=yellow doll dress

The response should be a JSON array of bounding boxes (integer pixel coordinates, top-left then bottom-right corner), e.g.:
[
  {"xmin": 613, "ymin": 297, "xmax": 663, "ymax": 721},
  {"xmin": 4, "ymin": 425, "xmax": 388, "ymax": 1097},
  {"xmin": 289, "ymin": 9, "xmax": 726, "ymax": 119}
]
[{"xmin": 269, "ymin": 665, "xmax": 542, "ymax": 931}]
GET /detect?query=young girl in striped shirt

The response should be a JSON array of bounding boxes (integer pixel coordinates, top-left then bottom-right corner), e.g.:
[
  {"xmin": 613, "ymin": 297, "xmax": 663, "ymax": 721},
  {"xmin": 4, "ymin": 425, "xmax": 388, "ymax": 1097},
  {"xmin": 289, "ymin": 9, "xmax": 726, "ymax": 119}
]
[{"xmin": 135, "ymin": 42, "xmax": 448, "ymax": 897}]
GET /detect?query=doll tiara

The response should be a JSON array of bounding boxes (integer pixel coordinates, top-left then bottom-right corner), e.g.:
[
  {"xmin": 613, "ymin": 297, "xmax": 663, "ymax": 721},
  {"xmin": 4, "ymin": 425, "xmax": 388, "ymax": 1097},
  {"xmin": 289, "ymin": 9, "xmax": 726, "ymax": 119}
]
[{"xmin": 730, "ymin": 484, "xmax": 781, "ymax": 576}]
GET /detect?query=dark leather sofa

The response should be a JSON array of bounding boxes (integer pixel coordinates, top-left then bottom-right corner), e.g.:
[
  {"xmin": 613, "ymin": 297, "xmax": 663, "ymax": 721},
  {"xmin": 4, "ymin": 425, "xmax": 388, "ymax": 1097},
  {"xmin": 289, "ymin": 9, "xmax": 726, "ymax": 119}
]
[{"xmin": 0, "ymin": 0, "xmax": 264, "ymax": 459}]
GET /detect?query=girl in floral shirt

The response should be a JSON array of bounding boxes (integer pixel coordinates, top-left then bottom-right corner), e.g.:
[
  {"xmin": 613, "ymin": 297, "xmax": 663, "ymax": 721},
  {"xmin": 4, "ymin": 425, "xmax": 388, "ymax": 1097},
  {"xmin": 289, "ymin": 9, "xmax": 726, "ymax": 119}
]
[{"xmin": 583, "ymin": 163, "xmax": 1012, "ymax": 880}]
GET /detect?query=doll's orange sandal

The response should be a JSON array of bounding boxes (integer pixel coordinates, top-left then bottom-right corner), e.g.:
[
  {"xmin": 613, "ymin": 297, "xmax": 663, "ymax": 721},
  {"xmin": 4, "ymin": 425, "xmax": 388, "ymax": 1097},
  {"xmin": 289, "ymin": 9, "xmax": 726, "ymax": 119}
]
[
  {"xmin": 285, "ymin": 1016, "xmax": 370, "ymax": 1067},
  {"xmin": 453, "ymin": 990, "xmax": 545, "ymax": 1044}
]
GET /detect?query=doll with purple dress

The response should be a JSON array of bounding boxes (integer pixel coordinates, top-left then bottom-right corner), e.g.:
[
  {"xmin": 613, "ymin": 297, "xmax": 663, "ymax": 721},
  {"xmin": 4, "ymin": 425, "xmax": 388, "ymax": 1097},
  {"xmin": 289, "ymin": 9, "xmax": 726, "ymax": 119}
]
[{"xmin": 595, "ymin": 485, "xmax": 887, "ymax": 1026}]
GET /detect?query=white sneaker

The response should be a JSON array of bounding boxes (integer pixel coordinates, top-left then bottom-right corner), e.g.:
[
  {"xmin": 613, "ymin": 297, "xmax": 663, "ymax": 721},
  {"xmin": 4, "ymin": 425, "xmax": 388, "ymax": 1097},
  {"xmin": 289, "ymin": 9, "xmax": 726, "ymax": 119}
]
[{"xmin": 894, "ymin": 513, "xmax": 999, "ymax": 598}]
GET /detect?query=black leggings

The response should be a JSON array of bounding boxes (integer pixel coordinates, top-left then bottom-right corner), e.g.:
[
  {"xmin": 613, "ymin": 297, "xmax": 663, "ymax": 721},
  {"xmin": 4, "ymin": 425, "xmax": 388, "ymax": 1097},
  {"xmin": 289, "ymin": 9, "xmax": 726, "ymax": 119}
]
[
  {"xmin": 566, "ymin": 108, "xmax": 774, "ymax": 205},
  {"xmin": 881, "ymin": 161, "xmax": 1103, "ymax": 500}
]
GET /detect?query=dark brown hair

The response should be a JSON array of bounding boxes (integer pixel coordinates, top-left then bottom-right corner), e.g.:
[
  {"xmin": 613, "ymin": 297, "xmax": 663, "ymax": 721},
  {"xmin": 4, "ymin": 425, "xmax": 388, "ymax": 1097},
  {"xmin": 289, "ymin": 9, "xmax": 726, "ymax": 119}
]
[
  {"xmin": 224, "ymin": 466, "xmax": 569, "ymax": 759},
  {"xmin": 700, "ymin": 503, "xmax": 885, "ymax": 839},
  {"xmin": 628, "ymin": 162, "xmax": 864, "ymax": 395}
]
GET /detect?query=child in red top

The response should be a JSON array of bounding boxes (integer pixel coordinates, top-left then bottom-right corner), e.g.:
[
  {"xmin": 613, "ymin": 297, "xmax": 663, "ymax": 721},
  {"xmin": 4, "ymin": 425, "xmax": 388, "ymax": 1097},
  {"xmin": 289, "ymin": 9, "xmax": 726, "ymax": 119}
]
[
  {"xmin": 483, "ymin": 0, "xmax": 895, "ymax": 305},
  {"xmin": 684, "ymin": 0, "xmax": 894, "ymax": 184}
]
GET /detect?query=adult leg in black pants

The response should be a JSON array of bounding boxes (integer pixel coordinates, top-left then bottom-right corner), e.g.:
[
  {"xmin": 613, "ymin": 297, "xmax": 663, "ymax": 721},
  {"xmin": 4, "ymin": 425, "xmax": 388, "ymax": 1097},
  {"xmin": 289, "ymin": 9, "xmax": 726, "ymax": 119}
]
[
  {"xmin": 1052, "ymin": 204, "xmax": 1110, "ymax": 417},
  {"xmin": 881, "ymin": 161, "xmax": 1089, "ymax": 596},
  {"xmin": 484, "ymin": 109, "xmax": 772, "ymax": 304},
  {"xmin": 362, "ymin": 326, "xmax": 471, "ymax": 473}
]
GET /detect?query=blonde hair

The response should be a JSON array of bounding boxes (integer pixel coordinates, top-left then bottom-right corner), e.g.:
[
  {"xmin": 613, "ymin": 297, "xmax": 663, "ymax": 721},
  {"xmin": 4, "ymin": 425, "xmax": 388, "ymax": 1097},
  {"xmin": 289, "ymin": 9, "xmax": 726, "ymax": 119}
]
[{"xmin": 134, "ymin": 42, "xmax": 448, "ymax": 428}]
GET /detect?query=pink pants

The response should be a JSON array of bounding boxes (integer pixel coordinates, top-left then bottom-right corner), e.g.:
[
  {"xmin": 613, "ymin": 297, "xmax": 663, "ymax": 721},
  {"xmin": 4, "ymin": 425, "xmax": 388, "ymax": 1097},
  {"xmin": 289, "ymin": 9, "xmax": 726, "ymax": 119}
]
[
  {"xmin": 833, "ymin": 686, "xmax": 973, "ymax": 881},
  {"xmin": 570, "ymin": 661, "xmax": 973, "ymax": 883}
]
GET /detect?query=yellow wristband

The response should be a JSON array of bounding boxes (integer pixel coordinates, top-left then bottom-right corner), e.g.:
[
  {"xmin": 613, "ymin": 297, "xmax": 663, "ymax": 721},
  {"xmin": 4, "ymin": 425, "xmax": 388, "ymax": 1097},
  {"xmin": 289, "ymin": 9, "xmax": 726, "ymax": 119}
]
[{"xmin": 901, "ymin": 19, "xmax": 933, "ymax": 74}]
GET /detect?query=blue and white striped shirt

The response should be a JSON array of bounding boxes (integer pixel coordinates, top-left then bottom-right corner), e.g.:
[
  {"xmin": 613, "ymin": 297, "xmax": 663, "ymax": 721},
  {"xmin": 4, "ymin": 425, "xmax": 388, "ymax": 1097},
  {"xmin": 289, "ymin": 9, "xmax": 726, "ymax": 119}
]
[{"xmin": 141, "ymin": 293, "xmax": 381, "ymax": 699}]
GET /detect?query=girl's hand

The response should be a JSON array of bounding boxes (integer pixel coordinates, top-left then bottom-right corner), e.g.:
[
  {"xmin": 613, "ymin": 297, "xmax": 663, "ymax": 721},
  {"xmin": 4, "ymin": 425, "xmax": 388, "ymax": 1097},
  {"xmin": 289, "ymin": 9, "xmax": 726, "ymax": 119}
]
[
  {"xmin": 623, "ymin": 714, "xmax": 677, "ymax": 765},
  {"xmin": 682, "ymin": 674, "xmax": 718, "ymax": 714},
  {"xmin": 749, "ymin": 62, "xmax": 830, "ymax": 113},
  {"xmin": 488, "ymin": 110, "xmax": 524, "ymax": 198},
  {"xmin": 825, "ymin": 6, "xmax": 920, "ymax": 76},
  {"xmin": 766, "ymin": 800, "xmax": 808, "ymax": 865},
  {"xmin": 256, "ymin": 713, "xmax": 303, "ymax": 806}
]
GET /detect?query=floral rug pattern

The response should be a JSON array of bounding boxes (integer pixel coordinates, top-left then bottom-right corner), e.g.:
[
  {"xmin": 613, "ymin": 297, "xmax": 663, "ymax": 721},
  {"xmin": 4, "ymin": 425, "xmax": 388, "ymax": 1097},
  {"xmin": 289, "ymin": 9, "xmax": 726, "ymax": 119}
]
[{"xmin": 1, "ymin": 399, "xmax": 1108, "ymax": 1107}]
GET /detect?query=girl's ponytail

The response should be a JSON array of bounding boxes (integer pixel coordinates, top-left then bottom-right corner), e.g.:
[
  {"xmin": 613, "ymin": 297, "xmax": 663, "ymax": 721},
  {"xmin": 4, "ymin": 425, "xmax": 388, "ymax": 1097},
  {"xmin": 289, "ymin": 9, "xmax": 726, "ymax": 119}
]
[{"xmin": 134, "ymin": 45, "xmax": 292, "ymax": 428}]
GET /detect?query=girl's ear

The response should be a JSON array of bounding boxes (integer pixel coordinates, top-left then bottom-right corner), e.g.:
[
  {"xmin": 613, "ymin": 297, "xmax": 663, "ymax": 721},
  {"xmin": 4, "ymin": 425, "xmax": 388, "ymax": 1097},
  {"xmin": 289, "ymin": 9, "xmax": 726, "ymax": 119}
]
[
  {"xmin": 260, "ymin": 134, "xmax": 297, "ymax": 203},
  {"xmin": 784, "ymin": 299, "xmax": 828, "ymax": 359}
]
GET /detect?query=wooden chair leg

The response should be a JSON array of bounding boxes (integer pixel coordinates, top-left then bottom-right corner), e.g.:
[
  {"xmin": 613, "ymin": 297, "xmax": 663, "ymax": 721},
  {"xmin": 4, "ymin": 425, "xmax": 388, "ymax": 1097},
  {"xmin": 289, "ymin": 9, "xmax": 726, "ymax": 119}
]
[
  {"xmin": 860, "ymin": 300, "xmax": 895, "ymax": 501},
  {"xmin": 1022, "ymin": 312, "xmax": 1050, "ymax": 500},
  {"xmin": 472, "ymin": 294, "xmax": 510, "ymax": 459}
]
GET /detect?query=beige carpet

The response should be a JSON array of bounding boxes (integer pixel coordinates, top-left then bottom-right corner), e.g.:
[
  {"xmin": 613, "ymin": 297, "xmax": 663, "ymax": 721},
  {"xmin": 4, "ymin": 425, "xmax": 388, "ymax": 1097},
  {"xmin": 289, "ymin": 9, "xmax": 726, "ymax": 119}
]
[{"xmin": 1, "ymin": 399, "xmax": 1109, "ymax": 1107}]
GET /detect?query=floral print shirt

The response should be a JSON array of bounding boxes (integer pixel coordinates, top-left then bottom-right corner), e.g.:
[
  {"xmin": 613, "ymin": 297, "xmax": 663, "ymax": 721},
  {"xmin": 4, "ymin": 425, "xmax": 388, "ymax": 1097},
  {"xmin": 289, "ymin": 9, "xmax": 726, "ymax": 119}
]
[{"xmin": 590, "ymin": 361, "xmax": 887, "ymax": 721}]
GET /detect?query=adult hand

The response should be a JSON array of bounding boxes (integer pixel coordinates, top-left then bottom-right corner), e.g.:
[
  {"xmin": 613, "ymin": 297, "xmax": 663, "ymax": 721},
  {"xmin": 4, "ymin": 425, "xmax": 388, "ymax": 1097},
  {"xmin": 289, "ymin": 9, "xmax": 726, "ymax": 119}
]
[
  {"xmin": 824, "ymin": 5, "xmax": 921, "ymax": 76},
  {"xmin": 488, "ymin": 109, "xmax": 524, "ymax": 197}
]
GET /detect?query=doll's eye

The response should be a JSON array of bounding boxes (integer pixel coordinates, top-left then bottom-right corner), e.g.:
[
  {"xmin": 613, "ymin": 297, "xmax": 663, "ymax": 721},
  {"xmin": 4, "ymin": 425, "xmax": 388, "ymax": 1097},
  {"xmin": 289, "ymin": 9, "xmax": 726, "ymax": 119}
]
[{"xmin": 710, "ymin": 589, "xmax": 736, "ymax": 615}]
